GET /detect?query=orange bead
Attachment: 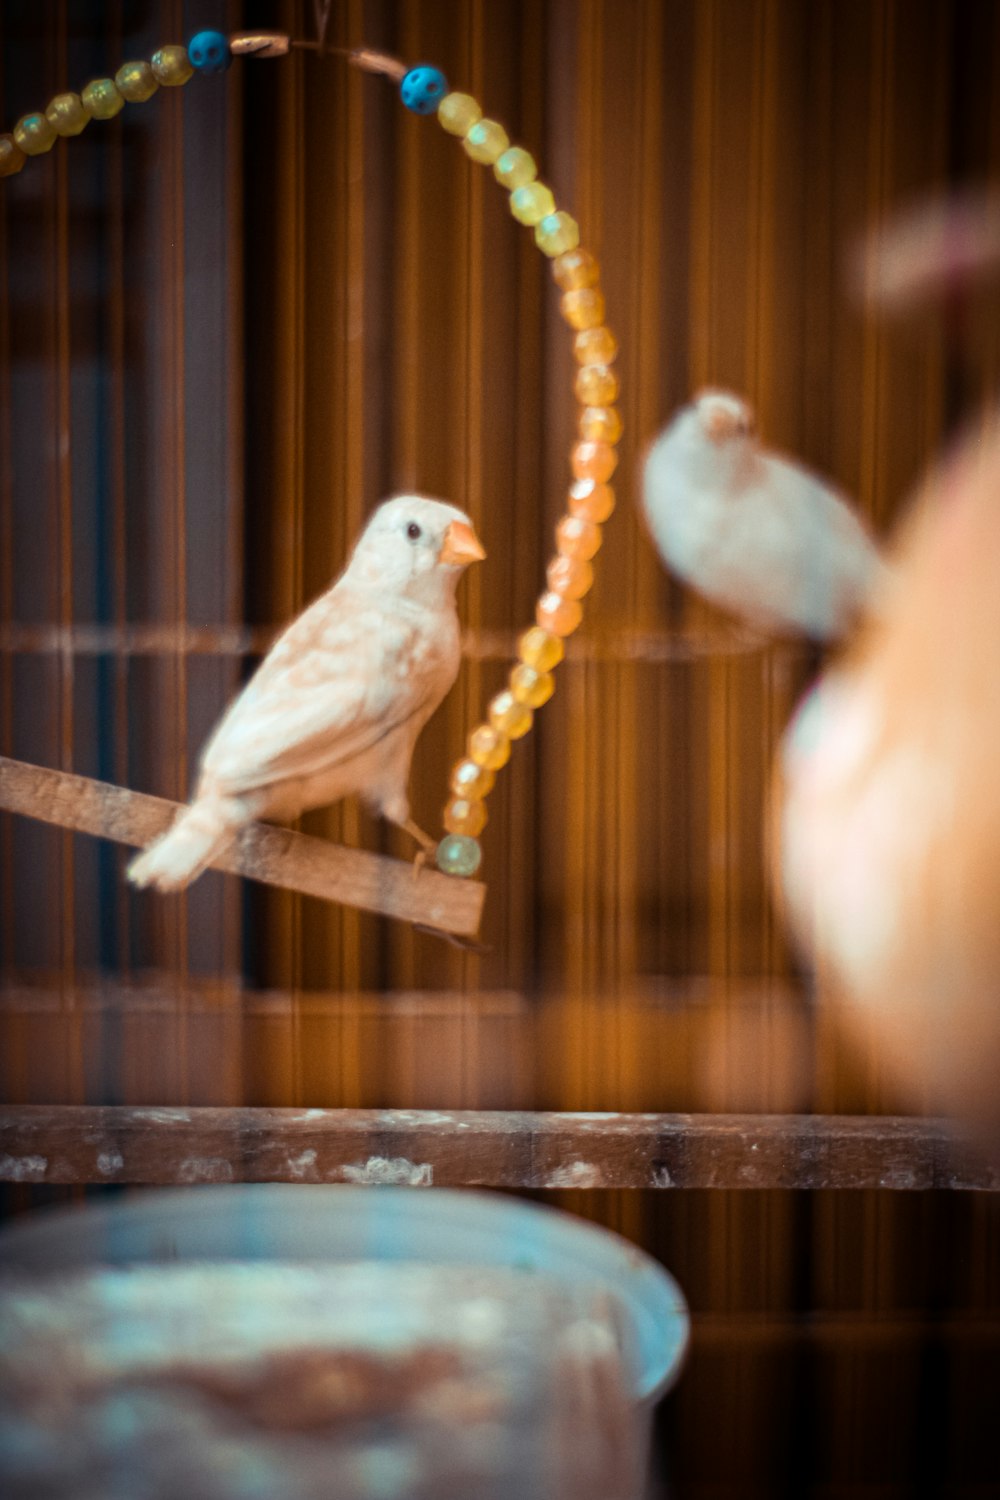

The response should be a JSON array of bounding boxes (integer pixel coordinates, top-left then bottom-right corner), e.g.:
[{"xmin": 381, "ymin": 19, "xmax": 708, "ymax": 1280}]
[
  {"xmin": 518, "ymin": 626, "xmax": 564, "ymax": 673},
  {"xmin": 547, "ymin": 555, "xmax": 593, "ymax": 600},
  {"xmin": 536, "ymin": 591, "xmax": 583, "ymax": 637},
  {"xmin": 444, "ymin": 796, "xmax": 488, "ymax": 837},
  {"xmin": 450, "ymin": 758, "xmax": 496, "ymax": 800},
  {"xmin": 568, "ymin": 478, "xmax": 615, "ymax": 523},
  {"xmin": 469, "ymin": 724, "xmax": 511, "ymax": 770},
  {"xmin": 561, "ymin": 287, "xmax": 605, "ymax": 330},
  {"xmin": 488, "ymin": 690, "xmax": 533, "ymax": 739},
  {"xmin": 574, "ymin": 363, "xmax": 619, "ymax": 406},
  {"xmin": 573, "ymin": 326, "xmax": 619, "ymax": 366},
  {"xmin": 552, "ymin": 247, "xmax": 600, "ymax": 291},
  {"xmin": 571, "ymin": 440, "xmax": 617, "ymax": 483},
  {"xmin": 579, "ymin": 406, "xmax": 623, "ymax": 444},
  {"xmin": 556, "ymin": 514, "xmax": 602, "ymax": 561},
  {"xmin": 0, "ymin": 135, "xmax": 26, "ymax": 177},
  {"xmin": 510, "ymin": 663, "xmax": 555, "ymax": 708}
]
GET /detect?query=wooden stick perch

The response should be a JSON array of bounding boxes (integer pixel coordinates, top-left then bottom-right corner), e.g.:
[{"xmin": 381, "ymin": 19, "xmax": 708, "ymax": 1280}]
[
  {"xmin": 0, "ymin": 756, "xmax": 485, "ymax": 938},
  {"xmin": 0, "ymin": 1107, "xmax": 996, "ymax": 1190}
]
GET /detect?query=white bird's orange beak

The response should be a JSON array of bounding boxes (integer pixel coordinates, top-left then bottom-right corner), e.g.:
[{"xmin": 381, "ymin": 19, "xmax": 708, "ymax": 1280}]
[{"xmin": 440, "ymin": 519, "xmax": 486, "ymax": 566}]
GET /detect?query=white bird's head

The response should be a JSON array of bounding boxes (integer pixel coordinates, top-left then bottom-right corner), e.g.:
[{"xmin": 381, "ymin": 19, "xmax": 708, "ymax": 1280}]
[
  {"xmin": 693, "ymin": 389, "xmax": 756, "ymax": 443},
  {"xmin": 348, "ymin": 495, "xmax": 486, "ymax": 601}
]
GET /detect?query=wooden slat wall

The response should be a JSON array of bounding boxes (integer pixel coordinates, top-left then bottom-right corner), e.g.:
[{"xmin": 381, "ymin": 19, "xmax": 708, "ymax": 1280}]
[{"xmin": 3, "ymin": 1, "xmax": 1000, "ymax": 1494}]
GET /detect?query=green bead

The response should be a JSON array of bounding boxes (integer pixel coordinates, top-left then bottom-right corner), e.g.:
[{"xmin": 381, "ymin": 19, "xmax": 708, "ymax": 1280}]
[
  {"xmin": 535, "ymin": 210, "xmax": 580, "ymax": 257},
  {"xmin": 436, "ymin": 834, "xmax": 483, "ymax": 878},
  {"xmin": 510, "ymin": 181, "xmax": 555, "ymax": 226},
  {"xmin": 81, "ymin": 78, "xmax": 124, "ymax": 120},
  {"xmin": 14, "ymin": 112, "xmax": 57, "ymax": 155},
  {"xmin": 45, "ymin": 93, "xmax": 92, "ymax": 137},
  {"xmin": 116, "ymin": 61, "xmax": 159, "ymax": 103},
  {"xmin": 151, "ymin": 45, "xmax": 194, "ymax": 86},
  {"xmin": 494, "ymin": 146, "xmax": 537, "ymax": 190},
  {"xmin": 463, "ymin": 118, "xmax": 509, "ymax": 164}
]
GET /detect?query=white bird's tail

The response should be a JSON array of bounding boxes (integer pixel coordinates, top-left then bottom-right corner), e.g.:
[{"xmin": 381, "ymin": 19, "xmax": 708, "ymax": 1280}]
[{"xmin": 126, "ymin": 797, "xmax": 237, "ymax": 892}]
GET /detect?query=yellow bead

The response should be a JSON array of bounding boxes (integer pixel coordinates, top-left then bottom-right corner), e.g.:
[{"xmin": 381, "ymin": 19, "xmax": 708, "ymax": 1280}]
[
  {"xmin": 510, "ymin": 663, "xmax": 555, "ymax": 708},
  {"xmin": 438, "ymin": 91, "xmax": 482, "ymax": 136},
  {"xmin": 450, "ymin": 758, "xmax": 496, "ymax": 800},
  {"xmin": 574, "ymin": 326, "xmax": 618, "ymax": 366},
  {"xmin": 579, "ymin": 406, "xmax": 623, "ymax": 444},
  {"xmin": 557, "ymin": 514, "xmax": 602, "ymax": 561},
  {"xmin": 571, "ymin": 439, "xmax": 618, "ymax": 483},
  {"xmin": 552, "ymin": 247, "xmax": 601, "ymax": 291},
  {"xmin": 45, "ymin": 93, "xmax": 91, "ymax": 137},
  {"xmin": 518, "ymin": 626, "xmax": 564, "ymax": 673},
  {"xmin": 535, "ymin": 211, "xmax": 580, "ymax": 257},
  {"xmin": 116, "ymin": 61, "xmax": 159, "ymax": 102},
  {"xmin": 14, "ymin": 113, "xmax": 57, "ymax": 155},
  {"xmin": 463, "ymin": 118, "xmax": 509, "ymax": 164},
  {"xmin": 469, "ymin": 723, "xmax": 511, "ymax": 770},
  {"xmin": 518, "ymin": 626, "xmax": 564, "ymax": 672},
  {"xmin": 510, "ymin": 181, "xmax": 555, "ymax": 226},
  {"xmin": 561, "ymin": 287, "xmax": 606, "ymax": 330},
  {"xmin": 81, "ymin": 79, "xmax": 124, "ymax": 119},
  {"xmin": 444, "ymin": 796, "xmax": 488, "ymax": 837},
  {"xmin": 0, "ymin": 135, "xmax": 27, "ymax": 176},
  {"xmin": 536, "ymin": 591, "xmax": 583, "ymax": 637},
  {"xmin": 489, "ymin": 690, "xmax": 533, "ymax": 740},
  {"xmin": 568, "ymin": 478, "xmax": 615, "ymax": 523},
  {"xmin": 547, "ymin": 555, "xmax": 594, "ymax": 600},
  {"xmin": 494, "ymin": 146, "xmax": 536, "ymax": 190},
  {"xmin": 575, "ymin": 363, "xmax": 619, "ymax": 406},
  {"xmin": 151, "ymin": 45, "xmax": 194, "ymax": 86}
]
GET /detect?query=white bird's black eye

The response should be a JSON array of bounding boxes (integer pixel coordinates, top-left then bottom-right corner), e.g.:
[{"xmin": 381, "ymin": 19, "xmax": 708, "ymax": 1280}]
[{"xmin": 406, "ymin": 522, "xmax": 422, "ymax": 542}]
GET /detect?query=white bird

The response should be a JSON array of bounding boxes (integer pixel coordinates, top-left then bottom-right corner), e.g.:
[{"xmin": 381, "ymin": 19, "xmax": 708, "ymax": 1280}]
[
  {"xmin": 642, "ymin": 389, "xmax": 887, "ymax": 641},
  {"xmin": 127, "ymin": 495, "xmax": 485, "ymax": 892}
]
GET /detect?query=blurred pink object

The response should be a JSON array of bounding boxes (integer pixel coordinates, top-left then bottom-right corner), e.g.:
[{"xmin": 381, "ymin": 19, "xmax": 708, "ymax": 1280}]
[
  {"xmin": 775, "ymin": 410, "xmax": 1000, "ymax": 1145},
  {"xmin": 855, "ymin": 187, "xmax": 1000, "ymax": 310}
]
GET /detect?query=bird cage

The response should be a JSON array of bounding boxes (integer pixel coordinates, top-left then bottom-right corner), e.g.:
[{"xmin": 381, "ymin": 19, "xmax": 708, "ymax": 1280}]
[{"xmin": 2, "ymin": 1, "xmax": 1000, "ymax": 1493}]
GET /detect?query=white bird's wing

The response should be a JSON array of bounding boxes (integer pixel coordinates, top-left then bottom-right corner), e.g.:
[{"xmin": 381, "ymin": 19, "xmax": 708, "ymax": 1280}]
[{"xmin": 200, "ymin": 589, "xmax": 444, "ymax": 797}]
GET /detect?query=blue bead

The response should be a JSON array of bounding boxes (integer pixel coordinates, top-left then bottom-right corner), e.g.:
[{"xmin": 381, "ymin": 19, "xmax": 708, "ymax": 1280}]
[
  {"xmin": 188, "ymin": 30, "xmax": 232, "ymax": 74},
  {"xmin": 400, "ymin": 65, "xmax": 448, "ymax": 115}
]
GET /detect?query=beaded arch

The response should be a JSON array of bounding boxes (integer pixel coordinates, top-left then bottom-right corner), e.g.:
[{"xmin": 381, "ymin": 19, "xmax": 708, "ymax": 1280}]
[{"xmin": 0, "ymin": 28, "xmax": 622, "ymax": 890}]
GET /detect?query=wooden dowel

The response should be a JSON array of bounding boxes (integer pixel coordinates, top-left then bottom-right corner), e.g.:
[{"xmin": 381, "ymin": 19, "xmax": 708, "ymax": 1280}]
[
  {"xmin": 0, "ymin": 756, "xmax": 485, "ymax": 938},
  {"xmin": 0, "ymin": 1107, "xmax": 995, "ymax": 1191}
]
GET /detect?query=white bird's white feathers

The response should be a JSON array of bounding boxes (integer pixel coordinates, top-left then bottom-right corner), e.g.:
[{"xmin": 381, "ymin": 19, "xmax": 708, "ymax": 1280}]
[
  {"xmin": 127, "ymin": 495, "xmax": 480, "ymax": 892},
  {"xmin": 642, "ymin": 389, "xmax": 887, "ymax": 641}
]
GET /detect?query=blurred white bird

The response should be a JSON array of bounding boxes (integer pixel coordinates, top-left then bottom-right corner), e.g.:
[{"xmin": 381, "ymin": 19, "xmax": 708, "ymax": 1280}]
[
  {"xmin": 127, "ymin": 495, "xmax": 485, "ymax": 892},
  {"xmin": 642, "ymin": 389, "xmax": 888, "ymax": 641}
]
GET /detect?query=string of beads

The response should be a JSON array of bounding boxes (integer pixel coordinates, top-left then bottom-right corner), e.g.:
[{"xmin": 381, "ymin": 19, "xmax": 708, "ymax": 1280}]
[
  {"xmin": 409, "ymin": 75, "xmax": 621, "ymax": 878},
  {"xmin": 0, "ymin": 33, "xmax": 622, "ymax": 887}
]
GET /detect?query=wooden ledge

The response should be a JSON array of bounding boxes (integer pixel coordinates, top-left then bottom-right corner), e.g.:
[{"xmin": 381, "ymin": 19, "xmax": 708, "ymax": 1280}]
[
  {"xmin": 0, "ymin": 1108, "xmax": 996, "ymax": 1191},
  {"xmin": 0, "ymin": 755, "xmax": 485, "ymax": 939}
]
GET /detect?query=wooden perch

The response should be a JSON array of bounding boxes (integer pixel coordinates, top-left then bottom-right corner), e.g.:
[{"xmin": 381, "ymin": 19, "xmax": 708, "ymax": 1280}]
[
  {"xmin": 0, "ymin": 756, "xmax": 485, "ymax": 938},
  {"xmin": 0, "ymin": 1107, "xmax": 996, "ymax": 1190}
]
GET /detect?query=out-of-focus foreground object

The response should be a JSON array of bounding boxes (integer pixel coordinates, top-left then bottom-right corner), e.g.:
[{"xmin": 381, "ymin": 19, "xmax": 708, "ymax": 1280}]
[
  {"xmin": 642, "ymin": 390, "xmax": 888, "ymax": 642},
  {"xmin": 854, "ymin": 185, "xmax": 1000, "ymax": 313},
  {"xmin": 0, "ymin": 1186, "xmax": 689, "ymax": 1500},
  {"xmin": 776, "ymin": 410, "xmax": 1000, "ymax": 1146}
]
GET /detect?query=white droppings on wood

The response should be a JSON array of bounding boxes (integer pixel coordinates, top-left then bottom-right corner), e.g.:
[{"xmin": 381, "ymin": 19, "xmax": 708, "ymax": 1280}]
[
  {"xmin": 177, "ymin": 1157, "xmax": 234, "ymax": 1184},
  {"xmin": 340, "ymin": 1156, "xmax": 433, "ymax": 1186},
  {"xmin": 651, "ymin": 1165, "xmax": 674, "ymax": 1188},
  {"xmin": 286, "ymin": 1148, "xmax": 318, "ymax": 1180},
  {"xmin": 132, "ymin": 1109, "xmax": 191, "ymax": 1125},
  {"xmin": 0, "ymin": 1153, "xmax": 47, "ymax": 1181},
  {"xmin": 96, "ymin": 1151, "xmax": 124, "ymax": 1176},
  {"xmin": 546, "ymin": 1160, "xmax": 605, "ymax": 1188}
]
